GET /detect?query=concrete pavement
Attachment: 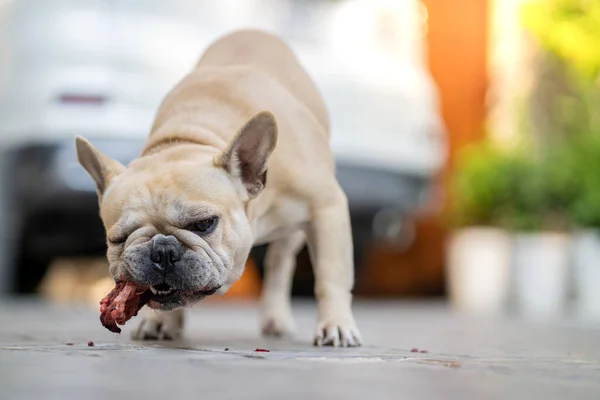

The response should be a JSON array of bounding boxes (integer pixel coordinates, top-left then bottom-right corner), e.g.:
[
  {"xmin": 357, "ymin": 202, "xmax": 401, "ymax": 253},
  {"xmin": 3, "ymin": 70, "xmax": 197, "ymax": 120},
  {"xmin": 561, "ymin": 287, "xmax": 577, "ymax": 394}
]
[{"xmin": 1, "ymin": 298, "xmax": 599, "ymax": 399}]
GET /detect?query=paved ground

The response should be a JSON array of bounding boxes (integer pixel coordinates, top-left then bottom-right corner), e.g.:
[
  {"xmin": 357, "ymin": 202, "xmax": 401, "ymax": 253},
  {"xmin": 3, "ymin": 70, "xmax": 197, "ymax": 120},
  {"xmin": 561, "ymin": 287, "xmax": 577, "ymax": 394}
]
[{"xmin": 1, "ymin": 298, "xmax": 599, "ymax": 399}]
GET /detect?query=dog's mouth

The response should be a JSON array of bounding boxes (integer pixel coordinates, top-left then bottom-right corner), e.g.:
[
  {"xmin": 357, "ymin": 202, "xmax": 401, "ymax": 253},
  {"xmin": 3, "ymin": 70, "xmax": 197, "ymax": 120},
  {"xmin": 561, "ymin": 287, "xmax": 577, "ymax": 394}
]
[
  {"xmin": 98, "ymin": 280, "xmax": 220, "ymax": 333},
  {"xmin": 146, "ymin": 282, "xmax": 219, "ymax": 309},
  {"xmin": 149, "ymin": 282, "xmax": 177, "ymax": 297}
]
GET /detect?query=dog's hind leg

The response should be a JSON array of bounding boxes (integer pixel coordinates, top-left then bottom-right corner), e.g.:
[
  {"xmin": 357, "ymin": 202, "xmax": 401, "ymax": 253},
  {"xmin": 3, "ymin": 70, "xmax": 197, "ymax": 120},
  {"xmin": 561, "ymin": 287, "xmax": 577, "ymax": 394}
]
[{"xmin": 260, "ymin": 230, "xmax": 305, "ymax": 337}]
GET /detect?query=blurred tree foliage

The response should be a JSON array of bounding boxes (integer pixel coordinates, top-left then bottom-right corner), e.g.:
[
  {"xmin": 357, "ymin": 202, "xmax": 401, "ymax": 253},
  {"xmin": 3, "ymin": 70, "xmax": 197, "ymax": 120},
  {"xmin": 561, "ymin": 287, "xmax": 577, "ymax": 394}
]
[
  {"xmin": 451, "ymin": 0, "xmax": 600, "ymax": 231},
  {"xmin": 521, "ymin": 0, "xmax": 600, "ymax": 135},
  {"xmin": 519, "ymin": 0, "xmax": 600, "ymax": 229},
  {"xmin": 521, "ymin": 0, "xmax": 600, "ymax": 82}
]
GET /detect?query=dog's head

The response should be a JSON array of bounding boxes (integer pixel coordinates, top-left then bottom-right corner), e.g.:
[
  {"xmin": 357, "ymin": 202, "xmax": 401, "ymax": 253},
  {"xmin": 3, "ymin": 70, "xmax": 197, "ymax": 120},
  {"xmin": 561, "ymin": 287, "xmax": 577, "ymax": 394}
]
[{"xmin": 76, "ymin": 112, "xmax": 277, "ymax": 310}]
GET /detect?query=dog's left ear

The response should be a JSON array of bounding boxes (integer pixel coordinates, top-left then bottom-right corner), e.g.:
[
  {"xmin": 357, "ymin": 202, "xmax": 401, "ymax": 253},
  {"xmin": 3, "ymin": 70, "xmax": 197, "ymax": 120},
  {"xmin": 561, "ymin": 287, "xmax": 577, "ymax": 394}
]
[{"xmin": 215, "ymin": 111, "xmax": 278, "ymax": 198}]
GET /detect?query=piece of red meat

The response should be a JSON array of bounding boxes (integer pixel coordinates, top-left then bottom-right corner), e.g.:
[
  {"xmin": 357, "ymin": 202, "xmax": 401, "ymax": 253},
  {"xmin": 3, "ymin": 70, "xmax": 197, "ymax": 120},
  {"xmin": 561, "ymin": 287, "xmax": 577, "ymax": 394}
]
[{"xmin": 99, "ymin": 281, "xmax": 150, "ymax": 333}]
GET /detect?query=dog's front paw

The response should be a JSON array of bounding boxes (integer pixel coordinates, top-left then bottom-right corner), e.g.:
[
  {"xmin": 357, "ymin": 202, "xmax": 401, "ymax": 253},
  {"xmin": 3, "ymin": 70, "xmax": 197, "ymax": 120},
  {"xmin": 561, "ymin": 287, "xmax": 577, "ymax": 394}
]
[
  {"xmin": 314, "ymin": 314, "xmax": 362, "ymax": 347},
  {"xmin": 131, "ymin": 310, "xmax": 184, "ymax": 341},
  {"xmin": 261, "ymin": 308, "xmax": 296, "ymax": 338}
]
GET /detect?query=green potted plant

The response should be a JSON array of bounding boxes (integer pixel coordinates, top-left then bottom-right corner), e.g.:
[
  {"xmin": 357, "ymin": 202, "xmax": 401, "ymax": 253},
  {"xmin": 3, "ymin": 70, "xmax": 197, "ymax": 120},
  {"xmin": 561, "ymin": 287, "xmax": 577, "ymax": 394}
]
[
  {"xmin": 507, "ymin": 146, "xmax": 574, "ymax": 320},
  {"xmin": 567, "ymin": 132, "xmax": 600, "ymax": 320},
  {"xmin": 446, "ymin": 140, "xmax": 514, "ymax": 315},
  {"xmin": 519, "ymin": 0, "xmax": 600, "ymax": 320}
]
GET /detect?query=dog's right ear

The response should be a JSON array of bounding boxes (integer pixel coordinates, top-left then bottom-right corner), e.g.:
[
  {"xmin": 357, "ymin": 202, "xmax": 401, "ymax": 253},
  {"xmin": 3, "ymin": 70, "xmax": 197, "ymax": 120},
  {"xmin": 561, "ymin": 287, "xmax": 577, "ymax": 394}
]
[{"xmin": 75, "ymin": 136, "xmax": 126, "ymax": 195}]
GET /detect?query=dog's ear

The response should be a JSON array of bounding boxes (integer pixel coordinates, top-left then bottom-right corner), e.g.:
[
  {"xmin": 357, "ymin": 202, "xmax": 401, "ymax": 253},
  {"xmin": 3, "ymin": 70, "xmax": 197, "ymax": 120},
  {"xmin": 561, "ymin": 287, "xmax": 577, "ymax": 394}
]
[
  {"xmin": 215, "ymin": 111, "xmax": 278, "ymax": 198},
  {"xmin": 75, "ymin": 136, "xmax": 126, "ymax": 195}
]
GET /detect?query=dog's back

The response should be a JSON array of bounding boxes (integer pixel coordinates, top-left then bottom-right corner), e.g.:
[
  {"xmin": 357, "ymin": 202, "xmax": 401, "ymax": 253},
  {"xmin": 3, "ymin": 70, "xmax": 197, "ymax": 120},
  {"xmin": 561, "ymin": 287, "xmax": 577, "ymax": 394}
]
[
  {"xmin": 146, "ymin": 29, "xmax": 337, "ymax": 202},
  {"xmin": 197, "ymin": 29, "xmax": 329, "ymax": 133}
]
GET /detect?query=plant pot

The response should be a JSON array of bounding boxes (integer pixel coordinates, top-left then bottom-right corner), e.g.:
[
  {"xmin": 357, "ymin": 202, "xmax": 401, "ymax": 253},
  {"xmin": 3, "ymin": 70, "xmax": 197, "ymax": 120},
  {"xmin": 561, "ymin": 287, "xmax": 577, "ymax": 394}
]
[
  {"xmin": 572, "ymin": 229, "xmax": 600, "ymax": 321},
  {"xmin": 513, "ymin": 232, "xmax": 571, "ymax": 320},
  {"xmin": 446, "ymin": 227, "xmax": 512, "ymax": 315}
]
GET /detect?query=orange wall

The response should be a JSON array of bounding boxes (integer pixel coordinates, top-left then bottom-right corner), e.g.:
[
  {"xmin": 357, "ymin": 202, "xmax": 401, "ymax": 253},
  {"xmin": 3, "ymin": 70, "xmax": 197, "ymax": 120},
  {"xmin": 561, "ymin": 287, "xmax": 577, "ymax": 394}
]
[
  {"xmin": 357, "ymin": 0, "xmax": 489, "ymax": 297},
  {"xmin": 425, "ymin": 0, "xmax": 489, "ymax": 167}
]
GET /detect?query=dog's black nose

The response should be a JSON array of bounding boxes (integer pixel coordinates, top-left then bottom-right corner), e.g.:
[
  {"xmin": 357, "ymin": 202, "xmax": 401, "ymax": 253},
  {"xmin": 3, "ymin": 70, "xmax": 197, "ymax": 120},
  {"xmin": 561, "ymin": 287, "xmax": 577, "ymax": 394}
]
[{"xmin": 150, "ymin": 234, "xmax": 182, "ymax": 274}]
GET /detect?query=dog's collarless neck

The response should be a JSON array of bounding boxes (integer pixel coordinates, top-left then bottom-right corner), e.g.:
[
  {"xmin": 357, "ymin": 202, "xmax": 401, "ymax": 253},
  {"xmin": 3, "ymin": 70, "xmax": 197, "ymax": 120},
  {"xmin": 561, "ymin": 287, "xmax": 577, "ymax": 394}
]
[{"xmin": 141, "ymin": 137, "xmax": 206, "ymax": 156}]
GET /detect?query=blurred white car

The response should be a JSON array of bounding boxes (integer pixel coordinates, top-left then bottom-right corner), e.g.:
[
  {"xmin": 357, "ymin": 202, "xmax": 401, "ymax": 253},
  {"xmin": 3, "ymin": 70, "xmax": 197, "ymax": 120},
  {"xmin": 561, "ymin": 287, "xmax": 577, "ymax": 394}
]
[{"xmin": 0, "ymin": 0, "xmax": 447, "ymax": 293}]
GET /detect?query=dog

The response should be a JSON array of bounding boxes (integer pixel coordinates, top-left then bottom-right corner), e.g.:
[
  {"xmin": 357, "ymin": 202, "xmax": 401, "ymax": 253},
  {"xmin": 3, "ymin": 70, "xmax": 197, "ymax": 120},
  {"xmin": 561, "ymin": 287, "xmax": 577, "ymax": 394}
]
[{"xmin": 76, "ymin": 29, "xmax": 362, "ymax": 347}]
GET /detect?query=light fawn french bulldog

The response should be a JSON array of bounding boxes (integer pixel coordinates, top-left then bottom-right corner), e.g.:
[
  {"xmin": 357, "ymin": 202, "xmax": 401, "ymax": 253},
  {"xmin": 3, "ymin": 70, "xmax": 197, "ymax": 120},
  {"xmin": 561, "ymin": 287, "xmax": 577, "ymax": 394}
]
[{"xmin": 76, "ymin": 29, "xmax": 361, "ymax": 346}]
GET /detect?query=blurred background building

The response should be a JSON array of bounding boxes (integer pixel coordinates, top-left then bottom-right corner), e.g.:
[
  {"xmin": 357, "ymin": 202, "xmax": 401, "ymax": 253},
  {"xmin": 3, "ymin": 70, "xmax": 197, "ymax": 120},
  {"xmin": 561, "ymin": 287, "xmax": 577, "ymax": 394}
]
[{"xmin": 0, "ymin": 0, "xmax": 598, "ymax": 323}]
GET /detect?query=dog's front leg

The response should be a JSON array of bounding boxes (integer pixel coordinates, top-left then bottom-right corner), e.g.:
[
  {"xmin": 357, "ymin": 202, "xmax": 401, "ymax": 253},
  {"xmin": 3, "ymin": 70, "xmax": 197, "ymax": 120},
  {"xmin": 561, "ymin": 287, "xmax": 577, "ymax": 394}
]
[
  {"xmin": 131, "ymin": 308, "xmax": 185, "ymax": 341},
  {"xmin": 306, "ymin": 192, "xmax": 362, "ymax": 347},
  {"xmin": 260, "ymin": 231, "xmax": 305, "ymax": 337}
]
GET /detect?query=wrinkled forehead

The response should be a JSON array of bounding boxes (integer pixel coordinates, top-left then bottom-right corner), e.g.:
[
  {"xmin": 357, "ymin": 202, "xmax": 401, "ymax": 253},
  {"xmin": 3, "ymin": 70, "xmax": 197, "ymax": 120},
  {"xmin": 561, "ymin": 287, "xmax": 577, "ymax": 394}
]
[{"xmin": 100, "ymin": 164, "xmax": 240, "ymax": 229}]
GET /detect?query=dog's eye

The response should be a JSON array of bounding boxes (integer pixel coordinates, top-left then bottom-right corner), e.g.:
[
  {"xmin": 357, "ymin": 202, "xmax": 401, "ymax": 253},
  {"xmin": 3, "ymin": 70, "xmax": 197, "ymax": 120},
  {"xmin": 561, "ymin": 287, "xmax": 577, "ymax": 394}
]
[
  {"xmin": 192, "ymin": 217, "xmax": 218, "ymax": 234},
  {"xmin": 108, "ymin": 236, "xmax": 126, "ymax": 245}
]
